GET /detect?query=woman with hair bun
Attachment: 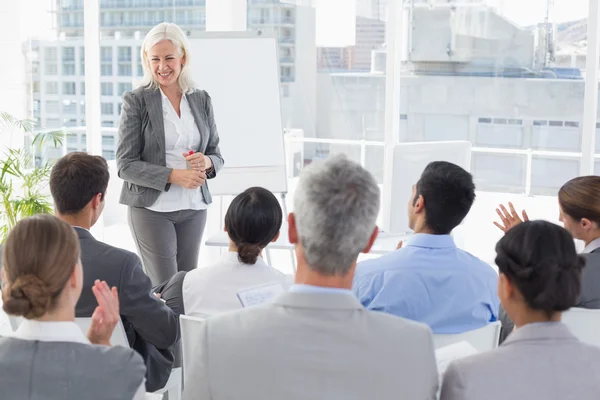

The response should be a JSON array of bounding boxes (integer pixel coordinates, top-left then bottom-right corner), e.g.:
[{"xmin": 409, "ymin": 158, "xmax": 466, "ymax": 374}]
[
  {"xmin": 0, "ymin": 215, "xmax": 145, "ymax": 399},
  {"xmin": 155, "ymin": 187, "xmax": 291, "ymax": 317},
  {"xmin": 494, "ymin": 176, "xmax": 600, "ymax": 341},
  {"xmin": 441, "ymin": 221, "xmax": 600, "ymax": 400}
]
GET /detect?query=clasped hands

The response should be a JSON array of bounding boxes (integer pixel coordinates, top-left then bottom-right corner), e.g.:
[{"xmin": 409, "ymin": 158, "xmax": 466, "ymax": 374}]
[{"xmin": 168, "ymin": 152, "xmax": 213, "ymax": 189}]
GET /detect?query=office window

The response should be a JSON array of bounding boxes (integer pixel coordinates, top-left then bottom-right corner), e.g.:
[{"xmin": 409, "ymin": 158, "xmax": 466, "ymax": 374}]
[
  {"xmin": 62, "ymin": 82, "xmax": 76, "ymax": 95},
  {"xmin": 79, "ymin": 46, "xmax": 85, "ymax": 75},
  {"xmin": 62, "ymin": 63, "xmax": 75, "ymax": 75},
  {"xmin": 45, "ymin": 63, "xmax": 57, "ymax": 75},
  {"xmin": 67, "ymin": 133, "xmax": 78, "ymax": 147},
  {"xmin": 101, "ymin": 102, "xmax": 113, "ymax": 115},
  {"xmin": 118, "ymin": 64, "xmax": 132, "ymax": 76},
  {"xmin": 118, "ymin": 82, "xmax": 132, "ymax": 95},
  {"xmin": 101, "ymin": 64, "xmax": 113, "ymax": 76},
  {"xmin": 80, "ymin": 82, "xmax": 85, "ymax": 95},
  {"xmin": 102, "ymin": 150, "xmax": 115, "ymax": 160},
  {"xmin": 118, "ymin": 47, "xmax": 131, "ymax": 62},
  {"xmin": 63, "ymin": 118, "xmax": 77, "ymax": 127},
  {"xmin": 102, "ymin": 135, "xmax": 115, "ymax": 146},
  {"xmin": 44, "ymin": 47, "xmax": 57, "ymax": 62},
  {"xmin": 101, "ymin": 47, "xmax": 112, "ymax": 62},
  {"xmin": 101, "ymin": 82, "xmax": 114, "ymax": 96},
  {"xmin": 62, "ymin": 47, "xmax": 75, "ymax": 62},
  {"xmin": 45, "ymin": 100, "xmax": 60, "ymax": 114},
  {"xmin": 117, "ymin": 103, "xmax": 122, "ymax": 115},
  {"xmin": 45, "ymin": 118, "xmax": 61, "ymax": 128},
  {"xmin": 101, "ymin": 121, "xmax": 115, "ymax": 127},
  {"xmin": 46, "ymin": 82, "xmax": 58, "ymax": 95},
  {"xmin": 62, "ymin": 100, "xmax": 77, "ymax": 114}
]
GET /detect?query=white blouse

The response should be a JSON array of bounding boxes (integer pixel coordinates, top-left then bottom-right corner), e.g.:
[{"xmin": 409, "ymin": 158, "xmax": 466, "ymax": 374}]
[
  {"xmin": 147, "ymin": 90, "xmax": 208, "ymax": 212},
  {"xmin": 182, "ymin": 251, "xmax": 293, "ymax": 318}
]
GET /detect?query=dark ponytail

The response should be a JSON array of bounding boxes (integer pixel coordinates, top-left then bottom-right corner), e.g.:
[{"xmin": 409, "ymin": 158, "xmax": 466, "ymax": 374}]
[
  {"xmin": 225, "ymin": 187, "xmax": 282, "ymax": 265},
  {"xmin": 495, "ymin": 220, "xmax": 585, "ymax": 317}
]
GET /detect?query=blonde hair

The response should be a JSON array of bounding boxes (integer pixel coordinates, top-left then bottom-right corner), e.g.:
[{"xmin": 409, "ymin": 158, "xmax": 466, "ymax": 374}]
[
  {"xmin": 1, "ymin": 215, "xmax": 80, "ymax": 319},
  {"xmin": 139, "ymin": 22, "xmax": 195, "ymax": 94}
]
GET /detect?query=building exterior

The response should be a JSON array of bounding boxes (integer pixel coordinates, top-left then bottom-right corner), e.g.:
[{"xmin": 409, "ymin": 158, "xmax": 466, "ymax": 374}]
[
  {"xmin": 34, "ymin": 0, "xmax": 315, "ymax": 161},
  {"xmin": 317, "ymin": 16, "xmax": 385, "ymax": 71}
]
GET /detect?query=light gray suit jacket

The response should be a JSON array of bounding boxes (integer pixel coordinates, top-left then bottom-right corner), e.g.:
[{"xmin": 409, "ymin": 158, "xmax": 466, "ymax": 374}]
[
  {"xmin": 116, "ymin": 86, "xmax": 224, "ymax": 208},
  {"xmin": 183, "ymin": 292, "xmax": 439, "ymax": 400},
  {"xmin": 0, "ymin": 337, "xmax": 146, "ymax": 399},
  {"xmin": 440, "ymin": 322, "xmax": 600, "ymax": 400}
]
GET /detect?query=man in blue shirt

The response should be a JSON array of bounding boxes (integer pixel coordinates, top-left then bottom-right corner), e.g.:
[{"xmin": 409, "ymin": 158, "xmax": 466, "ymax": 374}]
[{"xmin": 353, "ymin": 161, "xmax": 500, "ymax": 334}]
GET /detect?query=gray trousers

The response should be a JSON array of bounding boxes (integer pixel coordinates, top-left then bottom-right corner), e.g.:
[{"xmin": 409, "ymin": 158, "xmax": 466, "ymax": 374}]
[{"xmin": 128, "ymin": 207, "xmax": 207, "ymax": 285}]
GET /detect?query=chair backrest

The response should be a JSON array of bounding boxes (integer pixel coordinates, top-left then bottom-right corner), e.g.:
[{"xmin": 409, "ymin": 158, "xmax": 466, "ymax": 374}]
[
  {"xmin": 180, "ymin": 315, "xmax": 206, "ymax": 376},
  {"xmin": 561, "ymin": 308, "xmax": 600, "ymax": 348},
  {"xmin": 433, "ymin": 321, "xmax": 502, "ymax": 352},
  {"xmin": 75, "ymin": 317, "xmax": 129, "ymax": 347}
]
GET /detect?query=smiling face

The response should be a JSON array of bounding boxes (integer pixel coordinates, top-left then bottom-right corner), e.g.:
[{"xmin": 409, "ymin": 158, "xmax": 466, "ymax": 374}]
[{"xmin": 148, "ymin": 39, "xmax": 185, "ymax": 90}]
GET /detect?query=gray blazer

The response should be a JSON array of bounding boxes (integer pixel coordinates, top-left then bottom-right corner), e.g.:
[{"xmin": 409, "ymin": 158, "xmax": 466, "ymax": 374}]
[
  {"xmin": 0, "ymin": 337, "xmax": 145, "ymax": 399},
  {"xmin": 499, "ymin": 249, "xmax": 600, "ymax": 343},
  {"xmin": 440, "ymin": 323, "xmax": 600, "ymax": 400},
  {"xmin": 73, "ymin": 227, "xmax": 179, "ymax": 391},
  {"xmin": 183, "ymin": 292, "xmax": 439, "ymax": 400},
  {"xmin": 116, "ymin": 86, "xmax": 224, "ymax": 208}
]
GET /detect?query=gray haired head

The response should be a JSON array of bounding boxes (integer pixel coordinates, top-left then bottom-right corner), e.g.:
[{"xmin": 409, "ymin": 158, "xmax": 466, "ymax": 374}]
[{"xmin": 293, "ymin": 154, "xmax": 380, "ymax": 275}]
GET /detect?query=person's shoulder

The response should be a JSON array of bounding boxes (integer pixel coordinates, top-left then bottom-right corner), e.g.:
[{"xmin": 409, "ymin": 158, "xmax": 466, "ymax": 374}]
[
  {"xmin": 367, "ymin": 309, "xmax": 432, "ymax": 335},
  {"xmin": 355, "ymin": 250, "xmax": 410, "ymax": 279},
  {"xmin": 85, "ymin": 238, "xmax": 139, "ymax": 265},
  {"xmin": 87, "ymin": 344, "xmax": 145, "ymax": 374}
]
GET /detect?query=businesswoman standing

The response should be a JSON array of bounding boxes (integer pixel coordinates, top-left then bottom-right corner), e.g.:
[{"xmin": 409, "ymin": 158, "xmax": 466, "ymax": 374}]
[{"xmin": 117, "ymin": 22, "xmax": 224, "ymax": 285}]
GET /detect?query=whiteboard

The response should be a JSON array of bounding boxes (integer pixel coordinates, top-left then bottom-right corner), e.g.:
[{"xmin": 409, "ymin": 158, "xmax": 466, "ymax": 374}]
[
  {"xmin": 383, "ymin": 141, "xmax": 472, "ymax": 234},
  {"xmin": 188, "ymin": 31, "xmax": 287, "ymax": 195}
]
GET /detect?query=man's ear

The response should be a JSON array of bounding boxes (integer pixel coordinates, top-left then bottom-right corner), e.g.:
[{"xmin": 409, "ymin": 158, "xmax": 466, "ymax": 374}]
[
  {"xmin": 362, "ymin": 226, "xmax": 379, "ymax": 254},
  {"xmin": 91, "ymin": 193, "xmax": 103, "ymax": 210},
  {"xmin": 288, "ymin": 213, "xmax": 298, "ymax": 244},
  {"xmin": 413, "ymin": 194, "xmax": 425, "ymax": 215}
]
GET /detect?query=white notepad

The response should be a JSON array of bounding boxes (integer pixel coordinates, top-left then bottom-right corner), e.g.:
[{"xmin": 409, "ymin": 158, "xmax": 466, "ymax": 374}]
[
  {"xmin": 435, "ymin": 341, "xmax": 478, "ymax": 376},
  {"xmin": 237, "ymin": 283, "xmax": 285, "ymax": 308}
]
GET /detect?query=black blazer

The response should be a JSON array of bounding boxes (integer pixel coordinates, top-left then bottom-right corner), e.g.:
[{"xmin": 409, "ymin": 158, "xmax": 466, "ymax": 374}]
[{"xmin": 74, "ymin": 227, "xmax": 180, "ymax": 391}]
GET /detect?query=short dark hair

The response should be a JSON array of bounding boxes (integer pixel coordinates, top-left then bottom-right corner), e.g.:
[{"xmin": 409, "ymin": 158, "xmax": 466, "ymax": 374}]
[
  {"xmin": 414, "ymin": 161, "xmax": 475, "ymax": 234},
  {"xmin": 225, "ymin": 187, "xmax": 282, "ymax": 264},
  {"xmin": 50, "ymin": 152, "xmax": 109, "ymax": 215},
  {"xmin": 495, "ymin": 220, "xmax": 585, "ymax": 317}
]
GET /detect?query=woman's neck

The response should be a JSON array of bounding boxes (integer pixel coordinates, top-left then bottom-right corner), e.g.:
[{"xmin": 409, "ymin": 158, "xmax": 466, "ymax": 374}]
[
  {"xmin": 160, "ymin": 84, "xmax": 181, "ymax": 99},
  {"xmin": 584, "ymin": 231, "xmax": 600, "ymax": 247}
]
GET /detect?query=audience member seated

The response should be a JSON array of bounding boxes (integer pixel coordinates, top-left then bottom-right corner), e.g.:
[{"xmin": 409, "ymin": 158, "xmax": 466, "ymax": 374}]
[
  {"xmin": 155, "ymin": 186, "xmax": 291, "ymax": 317},
  {"xmin": 49, "ymin": 152, "xmax": 179, "ymax": 391},
  {"xmin": 495, "ymin": 176, "xmax": 600, "ymax": 342},
  {"xmin": 441, "ymin": 220, "xmax": 600, "ymax": 400},
  {"xmin": 0, "ymin": 215, "xmax": 145, "ymax": 399},
  {"xmin": 182, "ymin": 155, "xmax": 438, "ymax": 400},
  {"xmin": 353, "ymin": 161, "xmax": 499, "ymax": 333}
]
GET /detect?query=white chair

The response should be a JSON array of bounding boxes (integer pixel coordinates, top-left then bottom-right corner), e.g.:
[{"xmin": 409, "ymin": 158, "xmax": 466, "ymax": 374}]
[
  {"xmin": 179, "ymin": 314, "xmax": 206, "ymax": 391},
  {"xmin": 433, "ymin": 321, "xmax": 501, "ymax": 352},
  {"xmin": 561, "ymin": 308, "xmax": 600, "ymax": 348},
  {"xmin": 75, "ymin": 318, "xmax": 182, "ymax": 400}
]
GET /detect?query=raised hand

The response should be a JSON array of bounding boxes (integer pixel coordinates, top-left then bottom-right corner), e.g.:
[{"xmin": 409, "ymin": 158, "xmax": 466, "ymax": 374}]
[
  {"xmin": 494, "ymin": 202, "xmax": 529, "ymax": 233},
  {"xmin": 87, "ymin": 280, "xmax": 120, "ymax": 346}
]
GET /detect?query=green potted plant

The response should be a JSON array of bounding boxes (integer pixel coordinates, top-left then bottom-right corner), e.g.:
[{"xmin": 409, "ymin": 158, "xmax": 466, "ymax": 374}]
[{"xmin": 0, "ymin": 112, "xmax": 65, "ymax": 241}]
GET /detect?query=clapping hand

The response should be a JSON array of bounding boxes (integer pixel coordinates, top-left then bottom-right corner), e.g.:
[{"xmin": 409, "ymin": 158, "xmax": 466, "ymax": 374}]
[
  {"xmin": 87, "ymin": 280, "xmax": 120, "ymax": 346},
  {"xmin": 494, "ymin": 202, "xmax": 529, "ymax": 233}
]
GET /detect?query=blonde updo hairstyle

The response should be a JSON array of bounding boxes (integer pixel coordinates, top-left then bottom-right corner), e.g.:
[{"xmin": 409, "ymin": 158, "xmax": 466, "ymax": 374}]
[
  {"xmin": 1, "ymin": 215, "xmax": 80, "ymax": 319},
  {"xmin": 139, "ymin": 22, "xmax": 195, "ymax": 94}
]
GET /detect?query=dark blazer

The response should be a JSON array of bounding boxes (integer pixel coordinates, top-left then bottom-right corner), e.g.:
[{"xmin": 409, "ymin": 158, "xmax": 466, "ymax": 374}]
[
  {"xmin": 116, "ymin": 86, "xmax": 224, "ymax": 208},
  {"xmin": 0, "ymin": 337, "xmax": 145, "ymax": 399},
  {"xmin": 498, "ymin": 248, "xmax": 600, "ymax": 343},
  {"xmin": 74, "ymin": 227, "xmax": 179, "ymax": 391}
]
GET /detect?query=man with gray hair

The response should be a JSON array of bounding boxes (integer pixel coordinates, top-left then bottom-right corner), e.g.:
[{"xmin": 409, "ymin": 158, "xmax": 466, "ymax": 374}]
[{"xmin": 183, "ymin": 155, "xmax": 439, "ymax": 400}]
